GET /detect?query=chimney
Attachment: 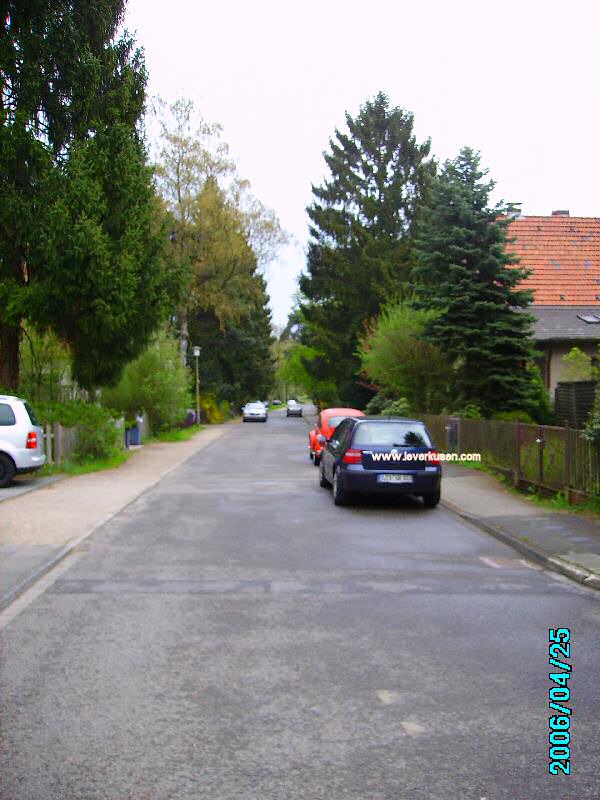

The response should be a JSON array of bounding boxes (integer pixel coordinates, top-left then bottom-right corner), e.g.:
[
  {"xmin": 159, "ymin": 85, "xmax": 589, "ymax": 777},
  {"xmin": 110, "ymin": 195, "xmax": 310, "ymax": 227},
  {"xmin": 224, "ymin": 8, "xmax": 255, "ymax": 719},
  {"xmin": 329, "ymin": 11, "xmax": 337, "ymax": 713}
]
[{"xmin": 551, "ymin": 210, "xmax": 570, "ymax": 216}]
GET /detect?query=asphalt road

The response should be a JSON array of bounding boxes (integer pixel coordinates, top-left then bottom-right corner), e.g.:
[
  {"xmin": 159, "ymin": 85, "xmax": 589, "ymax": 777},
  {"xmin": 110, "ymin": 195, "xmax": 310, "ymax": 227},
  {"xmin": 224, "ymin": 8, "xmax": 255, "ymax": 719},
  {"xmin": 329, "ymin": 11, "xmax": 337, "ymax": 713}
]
[{"xmin": 1, "ymin": 410, "xmax": 599, "ymax": 799}]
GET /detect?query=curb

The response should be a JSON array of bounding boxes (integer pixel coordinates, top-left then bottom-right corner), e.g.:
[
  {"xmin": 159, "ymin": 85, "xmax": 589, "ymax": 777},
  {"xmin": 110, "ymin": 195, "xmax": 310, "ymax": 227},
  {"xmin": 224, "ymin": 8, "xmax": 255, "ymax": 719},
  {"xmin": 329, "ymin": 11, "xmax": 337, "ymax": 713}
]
[
  {"xmin": 441, "ymin": 498, "xmax": 600, "ymax": 593},
  {"xmin": 0, "ymin": 425, "xmax": 234, "ymax": 612}
]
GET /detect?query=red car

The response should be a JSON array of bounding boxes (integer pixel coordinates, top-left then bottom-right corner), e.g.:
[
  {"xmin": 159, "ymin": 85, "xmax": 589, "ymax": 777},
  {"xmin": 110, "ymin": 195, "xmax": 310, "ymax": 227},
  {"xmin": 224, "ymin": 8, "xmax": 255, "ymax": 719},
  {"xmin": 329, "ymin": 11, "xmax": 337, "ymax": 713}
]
[{"xmin": 309, "ymin": 407, "xmax": 364, "ymax": 466}]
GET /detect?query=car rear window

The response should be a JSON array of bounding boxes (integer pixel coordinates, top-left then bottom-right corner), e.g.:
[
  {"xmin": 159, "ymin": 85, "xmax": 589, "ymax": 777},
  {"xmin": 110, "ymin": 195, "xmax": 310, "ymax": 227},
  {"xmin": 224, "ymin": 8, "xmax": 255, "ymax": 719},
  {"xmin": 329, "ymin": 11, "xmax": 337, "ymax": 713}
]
[
  {"xmin": 24, "ymin": 402, "xmax": 39, "ymax": 425},
  {"xmin": 352, "ymin": 422, "xmax": 432, "ymax": 448},
  {"xmin": 327, "ymin": 416, "xmax": 346, "ymax": 429},
  {"xmin": 0, "ymin": 403, "xmax": 16, "ymax": 426}
]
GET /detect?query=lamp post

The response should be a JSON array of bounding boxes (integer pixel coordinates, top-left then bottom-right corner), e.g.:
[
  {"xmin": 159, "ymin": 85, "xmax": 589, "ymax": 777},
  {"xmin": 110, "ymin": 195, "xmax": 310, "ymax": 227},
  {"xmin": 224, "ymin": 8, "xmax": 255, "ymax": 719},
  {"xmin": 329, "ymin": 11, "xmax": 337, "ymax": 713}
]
[{"xmin": 193, "ymin": 346, "xmax": 201, "ymax": 425}]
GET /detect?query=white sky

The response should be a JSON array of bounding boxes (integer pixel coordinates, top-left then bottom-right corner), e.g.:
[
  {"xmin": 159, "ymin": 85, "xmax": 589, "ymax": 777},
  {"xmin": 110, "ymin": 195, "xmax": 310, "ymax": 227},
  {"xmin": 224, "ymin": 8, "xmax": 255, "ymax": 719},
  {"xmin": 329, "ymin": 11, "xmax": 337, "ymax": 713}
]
[{"xmin": 124, "ymin": 0, "xmax": 600, "ymax": 326}]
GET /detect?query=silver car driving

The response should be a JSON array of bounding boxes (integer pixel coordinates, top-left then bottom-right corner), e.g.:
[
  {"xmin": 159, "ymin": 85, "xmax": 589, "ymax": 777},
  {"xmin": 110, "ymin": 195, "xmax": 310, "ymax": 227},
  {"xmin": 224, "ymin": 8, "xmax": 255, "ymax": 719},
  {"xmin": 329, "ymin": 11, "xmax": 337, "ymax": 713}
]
[{"xmin": 242, "ymin": 401, "xmax": 268, "ymax": 422}]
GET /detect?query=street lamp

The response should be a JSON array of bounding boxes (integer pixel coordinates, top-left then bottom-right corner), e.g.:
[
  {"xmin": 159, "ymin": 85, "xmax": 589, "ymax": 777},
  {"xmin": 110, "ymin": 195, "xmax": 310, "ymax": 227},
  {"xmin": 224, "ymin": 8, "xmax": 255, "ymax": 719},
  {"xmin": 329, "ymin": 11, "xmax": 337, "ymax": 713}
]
[{"xmin": 192, "ymin": 346, "xmax": 201, "ymax": 425}]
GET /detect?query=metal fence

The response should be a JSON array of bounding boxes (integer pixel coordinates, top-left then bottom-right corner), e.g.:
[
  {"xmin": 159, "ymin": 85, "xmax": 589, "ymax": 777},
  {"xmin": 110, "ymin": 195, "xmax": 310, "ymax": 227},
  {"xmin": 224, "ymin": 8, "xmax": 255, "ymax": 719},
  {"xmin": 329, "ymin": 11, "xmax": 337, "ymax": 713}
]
[{"xmin": 420, "ymin": 414, "xmax": 600, "ymax": 502}]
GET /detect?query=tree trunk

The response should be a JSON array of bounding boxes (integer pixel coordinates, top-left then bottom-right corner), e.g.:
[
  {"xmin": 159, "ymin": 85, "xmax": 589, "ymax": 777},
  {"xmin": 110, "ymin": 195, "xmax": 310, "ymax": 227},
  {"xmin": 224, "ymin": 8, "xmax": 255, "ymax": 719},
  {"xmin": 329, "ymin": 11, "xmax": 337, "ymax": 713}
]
[{"xmin": 0, "ymin": 321, "xmax": 21, "ymax": 393}]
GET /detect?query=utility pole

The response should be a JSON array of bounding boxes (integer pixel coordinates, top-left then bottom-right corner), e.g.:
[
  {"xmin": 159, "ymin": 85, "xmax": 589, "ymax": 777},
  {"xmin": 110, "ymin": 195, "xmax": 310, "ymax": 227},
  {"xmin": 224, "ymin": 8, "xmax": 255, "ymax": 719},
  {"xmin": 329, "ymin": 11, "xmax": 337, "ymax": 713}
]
[{"xmin": 193, "ymin": 346, "xmax": 201, "ymax": 425}]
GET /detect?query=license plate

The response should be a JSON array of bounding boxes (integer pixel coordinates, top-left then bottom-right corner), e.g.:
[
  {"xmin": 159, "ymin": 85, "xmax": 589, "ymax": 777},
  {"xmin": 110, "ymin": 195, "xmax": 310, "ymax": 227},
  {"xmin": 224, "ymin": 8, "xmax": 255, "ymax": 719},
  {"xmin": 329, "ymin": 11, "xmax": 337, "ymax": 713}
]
[{"xmin": 378, "ymin": 474, "xmax": 413, "ymax": 484}]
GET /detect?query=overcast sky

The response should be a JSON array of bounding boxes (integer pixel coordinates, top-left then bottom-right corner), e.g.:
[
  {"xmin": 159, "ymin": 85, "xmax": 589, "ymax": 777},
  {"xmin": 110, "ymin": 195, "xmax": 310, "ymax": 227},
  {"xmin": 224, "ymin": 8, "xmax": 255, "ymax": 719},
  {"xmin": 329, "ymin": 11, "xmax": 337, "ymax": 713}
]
[{"xmin": 124, "ymin": 0, "xmax": 600, "ymax": 326}]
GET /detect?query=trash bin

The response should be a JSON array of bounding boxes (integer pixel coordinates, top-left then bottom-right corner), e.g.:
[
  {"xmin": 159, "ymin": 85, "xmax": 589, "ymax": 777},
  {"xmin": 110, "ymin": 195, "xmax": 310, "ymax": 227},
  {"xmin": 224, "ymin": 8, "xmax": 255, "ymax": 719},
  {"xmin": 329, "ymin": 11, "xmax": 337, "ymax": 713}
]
[{"xmin": 129, "ymin": 426, "xmax": 141, "ymax": 446}]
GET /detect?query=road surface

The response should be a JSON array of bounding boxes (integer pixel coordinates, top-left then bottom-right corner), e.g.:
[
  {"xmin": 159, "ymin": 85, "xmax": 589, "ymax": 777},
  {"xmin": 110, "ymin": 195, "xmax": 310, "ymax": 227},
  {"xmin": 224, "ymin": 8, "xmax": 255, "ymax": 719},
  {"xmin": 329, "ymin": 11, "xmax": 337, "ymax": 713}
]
[{"xmin": 1, "ymin": 410, "xmax": 598, "ymax": 799}]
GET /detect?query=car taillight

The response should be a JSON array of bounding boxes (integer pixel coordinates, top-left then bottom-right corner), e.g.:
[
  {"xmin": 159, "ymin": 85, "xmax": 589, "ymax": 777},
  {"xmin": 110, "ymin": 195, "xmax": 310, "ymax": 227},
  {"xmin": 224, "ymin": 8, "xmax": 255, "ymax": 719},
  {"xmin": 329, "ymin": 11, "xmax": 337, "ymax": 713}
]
[
  {"xmin": 342, "ymin": 448, "xmax": 362, "ymax": 464},
  {"xmin": 427, "ymin": 449, "xmax": 440, "ymax": 464},
  {"xmin": 26, "ymin": 431, "xmax": 38, "ymax": 449}
]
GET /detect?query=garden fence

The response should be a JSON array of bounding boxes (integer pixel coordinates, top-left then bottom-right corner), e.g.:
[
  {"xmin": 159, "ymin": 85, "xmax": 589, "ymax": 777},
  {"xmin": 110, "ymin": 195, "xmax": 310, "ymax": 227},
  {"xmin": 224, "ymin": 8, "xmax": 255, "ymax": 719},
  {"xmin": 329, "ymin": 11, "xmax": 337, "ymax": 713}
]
[
  {"xmin": 420, "ymin": 414, "xmax": 600, "ymax": 502},
  {"xmin": 43, "ymin": 415, "xmax": 149, "ymax": 465}
]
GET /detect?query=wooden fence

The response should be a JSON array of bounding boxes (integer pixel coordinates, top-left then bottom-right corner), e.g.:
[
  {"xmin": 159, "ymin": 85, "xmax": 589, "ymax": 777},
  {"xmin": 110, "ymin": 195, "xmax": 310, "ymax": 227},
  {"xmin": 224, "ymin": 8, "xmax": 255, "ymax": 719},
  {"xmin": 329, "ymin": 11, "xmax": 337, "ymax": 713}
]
[
  {"xmin": 43, "ymin": 415, "xmax": 149, "ymax": 465},
  {"xmin": 420, "ymin": 414, "xmax": 600, "ymax": 502}
]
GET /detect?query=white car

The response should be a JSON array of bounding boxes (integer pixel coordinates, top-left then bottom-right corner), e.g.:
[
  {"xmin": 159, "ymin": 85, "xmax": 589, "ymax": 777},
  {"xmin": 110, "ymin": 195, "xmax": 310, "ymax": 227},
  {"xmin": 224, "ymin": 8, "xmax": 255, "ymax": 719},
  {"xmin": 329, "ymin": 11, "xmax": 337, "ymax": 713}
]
[
  {"xmin": 243, "ymin": 401, "xmax": 268, "ymax": 423},
  {"xmin": 0, "ymin": 395, "xmax": 46, "ymax": 488},
  {"xmin": 286, "ymin": 400, "xmax": 303, "ymax": 417}
]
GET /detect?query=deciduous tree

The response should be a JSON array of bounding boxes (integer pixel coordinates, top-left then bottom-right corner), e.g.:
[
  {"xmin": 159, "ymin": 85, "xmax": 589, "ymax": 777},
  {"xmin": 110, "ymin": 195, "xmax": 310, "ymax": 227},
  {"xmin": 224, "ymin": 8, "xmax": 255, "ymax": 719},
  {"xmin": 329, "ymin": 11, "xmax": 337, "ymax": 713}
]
[
  {"xmin": 153, "ymin": 98, "xmax": 286, "ymax": 362},
  {"xmin": 357, "ymin": 300, "xmax": 451, "ymax": 412}
]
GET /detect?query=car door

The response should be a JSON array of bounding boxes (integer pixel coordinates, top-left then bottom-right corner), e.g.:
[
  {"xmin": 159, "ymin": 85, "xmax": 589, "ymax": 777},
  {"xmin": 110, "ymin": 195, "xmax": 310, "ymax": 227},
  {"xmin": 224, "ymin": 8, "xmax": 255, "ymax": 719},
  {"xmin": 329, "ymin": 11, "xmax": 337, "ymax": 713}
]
[{"xmin": 323, "ymin": 418, "xmax": 353, "ymax": 482}]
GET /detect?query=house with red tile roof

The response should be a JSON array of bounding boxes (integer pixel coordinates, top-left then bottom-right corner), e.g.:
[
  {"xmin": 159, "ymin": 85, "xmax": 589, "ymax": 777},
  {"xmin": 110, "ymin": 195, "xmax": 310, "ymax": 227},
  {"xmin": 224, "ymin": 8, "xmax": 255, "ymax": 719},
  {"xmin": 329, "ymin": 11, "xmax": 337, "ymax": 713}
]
[{"xmin": 507, "ymin": 211, "xmax": 600, "ymax": 393}]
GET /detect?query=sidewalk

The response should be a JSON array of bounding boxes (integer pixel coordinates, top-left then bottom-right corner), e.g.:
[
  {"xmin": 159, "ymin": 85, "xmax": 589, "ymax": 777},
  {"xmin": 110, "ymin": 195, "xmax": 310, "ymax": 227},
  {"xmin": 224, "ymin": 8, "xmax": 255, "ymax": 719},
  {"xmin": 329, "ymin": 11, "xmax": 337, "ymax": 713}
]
[
  {"xmin": 442, "ymin": 464, "xmax": 600, "ymax": 590},
  {"xmin": 0, "ymin": 424, "xmax": 234, "ymax": 610}
]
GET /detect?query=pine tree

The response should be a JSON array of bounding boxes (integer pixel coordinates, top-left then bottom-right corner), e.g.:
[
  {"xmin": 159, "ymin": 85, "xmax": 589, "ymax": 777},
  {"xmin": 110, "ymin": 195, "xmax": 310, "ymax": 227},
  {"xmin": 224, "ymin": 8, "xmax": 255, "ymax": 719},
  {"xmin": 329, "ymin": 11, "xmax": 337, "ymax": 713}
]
[
  {"xmin": 0, "ymin": 2, "xmax": 167, "ymax": 391},
  {"xmin": 414, "ymin": 147, "xmax": 539, "ymax": 416},
  {"xmin": 299, "ymin": 92, "xmax": 433, "ymax": 406}
]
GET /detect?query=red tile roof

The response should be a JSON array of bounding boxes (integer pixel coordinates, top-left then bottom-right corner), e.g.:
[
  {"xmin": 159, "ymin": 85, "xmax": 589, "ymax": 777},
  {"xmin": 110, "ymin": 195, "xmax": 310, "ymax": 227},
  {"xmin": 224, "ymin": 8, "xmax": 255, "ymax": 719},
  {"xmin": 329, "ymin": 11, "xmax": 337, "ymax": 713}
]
[{"xmin": 506, "ymin": 216, "xmax": 600, "ymax": 305}]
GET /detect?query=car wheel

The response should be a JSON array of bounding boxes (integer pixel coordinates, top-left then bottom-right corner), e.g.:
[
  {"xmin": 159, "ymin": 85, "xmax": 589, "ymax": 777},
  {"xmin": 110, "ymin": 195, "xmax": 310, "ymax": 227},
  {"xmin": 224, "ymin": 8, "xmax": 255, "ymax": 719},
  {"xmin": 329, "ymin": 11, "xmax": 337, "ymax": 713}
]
[
  {"xmin": 332, "ymin": 469, "xmax": 350, "ymax": 506},
  {"xmin": 0, "ymin": 453, "xmax": 16, "ymax": 489},
  {"xmin": 319, "ymin": 460, "xmax": 330, "ymax": 488},
  {"xmin": 422, "ymin": 489, "xmax": 441, "ymax": 508}
]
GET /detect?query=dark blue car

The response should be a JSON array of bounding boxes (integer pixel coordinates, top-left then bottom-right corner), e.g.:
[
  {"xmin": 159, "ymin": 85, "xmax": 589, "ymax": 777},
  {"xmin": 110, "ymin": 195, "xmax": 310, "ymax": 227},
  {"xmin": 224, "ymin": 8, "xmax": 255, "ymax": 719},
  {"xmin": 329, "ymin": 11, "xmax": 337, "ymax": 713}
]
[{"xmin": 318, "ymin": 417, "xmax": 441, "ymax": 507}]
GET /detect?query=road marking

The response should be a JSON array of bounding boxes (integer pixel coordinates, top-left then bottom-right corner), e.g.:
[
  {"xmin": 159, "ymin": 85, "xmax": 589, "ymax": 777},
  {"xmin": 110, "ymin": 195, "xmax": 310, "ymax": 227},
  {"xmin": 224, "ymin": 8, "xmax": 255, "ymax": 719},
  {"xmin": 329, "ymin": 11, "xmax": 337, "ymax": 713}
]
[
  {"xmin": 480, "ymin": 556, "xmax": 502, "ymax": 568},
  {"xmin": 400, "ymin": 720, "xmax": 427, "ymax": 737},
  {"xmin": 480, "ymin": 556, "xmax": 540, "ymax": 570},
  {"xmin": 375, "ymin": 689, "xmax": 399, "ymax": 705},
  {"xmin": 519, "ymin": 558, "xmax": 541, "ymax": 571}
]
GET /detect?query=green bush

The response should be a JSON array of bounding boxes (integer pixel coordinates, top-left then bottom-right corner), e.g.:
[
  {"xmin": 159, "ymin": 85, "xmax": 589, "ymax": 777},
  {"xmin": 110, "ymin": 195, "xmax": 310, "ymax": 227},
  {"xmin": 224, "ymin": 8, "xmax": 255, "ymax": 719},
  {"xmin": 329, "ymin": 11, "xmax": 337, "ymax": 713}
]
[
  {"xmin": 19, "ymin": 328, "xmax": 73, "ymax": 404},
  {"xmin": 73, "ymin": 405, "xmax": 122, "ymax": 463},
  {"xmin": 492, "ymin": 409, "xmax": 536, "ymax": 424},
  {"xmin": 561, "ymin": 347, "xmax": 595, "ymax": 382},
  {"xmin": 314, "ymin": 379, "xmax": 341, "ymax": 409},
  {"xmin": 455, "ymin": 403, "xmax": 482, "ymax": 419},
  {"xmin": 37, "ymin": 400, "xmax": 121, "ymax": 463},
  {"xmin": 582, "ymin": 384, "xmax": 600, "ymax": 445},
  {"xmin": 101, "ymin": 330, "xmax": 191, "ymax": 434},
  {"xmin": 380, "ymin": 398, "xmax": 411, "ymax": 416},
  {"xmin": 364, "ymin": 394, "xmax": 388, "ymax": 414},
  {"xmin": 364, "ymin": 395, "xmax": 410, "ymax": 416}
]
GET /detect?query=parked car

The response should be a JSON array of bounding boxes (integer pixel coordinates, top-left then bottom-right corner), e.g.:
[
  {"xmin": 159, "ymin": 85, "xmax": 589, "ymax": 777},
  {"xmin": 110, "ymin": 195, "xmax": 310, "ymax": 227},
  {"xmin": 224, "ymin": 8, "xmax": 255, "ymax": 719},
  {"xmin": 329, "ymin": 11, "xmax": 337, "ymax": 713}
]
[
  {"xmin": 0, "ymin": 395, "xmax": 46, "ymax": 488},
  {"xmin": 286, "ymin": 400, "xmax": 303, "ymax": 417},
  {"xmin": 272, "ymin": 399, "xmax": 283, "ymax": 406},
  {"xmin": 309, "ymin": 407, "xmax": 364, "ymax": 466},
  {"xmin": 243, "ymin": 401, "xmax": 268, "ymax": 422},
  {"xmin": 318, "ymin": 416, "xmax": 441, "ymax": 507}
]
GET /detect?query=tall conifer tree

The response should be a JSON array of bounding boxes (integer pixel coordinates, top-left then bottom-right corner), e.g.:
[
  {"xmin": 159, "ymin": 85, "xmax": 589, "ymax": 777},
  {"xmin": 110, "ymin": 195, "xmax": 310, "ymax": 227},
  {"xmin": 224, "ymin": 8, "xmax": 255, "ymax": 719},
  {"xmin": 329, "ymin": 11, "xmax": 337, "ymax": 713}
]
[
  {"xmin": 414, "ymin": 147, "xmax": 539, "ymax": 415},
  {"xmin": 0, "ymin": 2, "xmax": 167, "ymax": 391},
  {"xmin": 299, "ymin": 93, "xmax": 433, "ymax": 406}
]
